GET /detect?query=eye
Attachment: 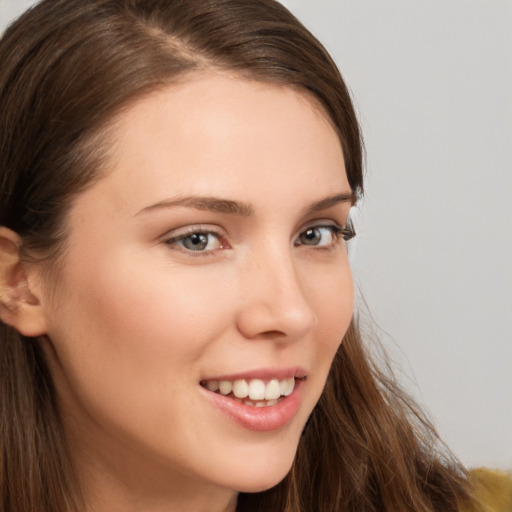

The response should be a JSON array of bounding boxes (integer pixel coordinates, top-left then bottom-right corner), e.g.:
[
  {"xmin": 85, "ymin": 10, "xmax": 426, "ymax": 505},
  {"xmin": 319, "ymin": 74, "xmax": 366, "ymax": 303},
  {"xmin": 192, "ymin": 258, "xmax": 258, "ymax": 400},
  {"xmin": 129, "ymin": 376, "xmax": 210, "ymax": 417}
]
[
  {"xmin": 295, "ymin": 225, "xmax": 341, "ymax": 247},
  {"xmin": 295, "ymin": 220, "xmax": 356, "ymax": 248},
  {"xmin": 165, "ymin": 230, "xmax": 223, "ymax": 252}
]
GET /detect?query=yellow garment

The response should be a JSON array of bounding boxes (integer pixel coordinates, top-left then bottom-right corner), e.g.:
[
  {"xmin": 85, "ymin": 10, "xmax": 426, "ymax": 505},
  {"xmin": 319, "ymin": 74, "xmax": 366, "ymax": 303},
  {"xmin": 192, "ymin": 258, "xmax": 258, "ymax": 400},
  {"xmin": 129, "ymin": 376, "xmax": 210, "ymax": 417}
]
[{"xmin": 468, "ymin": 468, "xmax": 512, "ymax": 512}]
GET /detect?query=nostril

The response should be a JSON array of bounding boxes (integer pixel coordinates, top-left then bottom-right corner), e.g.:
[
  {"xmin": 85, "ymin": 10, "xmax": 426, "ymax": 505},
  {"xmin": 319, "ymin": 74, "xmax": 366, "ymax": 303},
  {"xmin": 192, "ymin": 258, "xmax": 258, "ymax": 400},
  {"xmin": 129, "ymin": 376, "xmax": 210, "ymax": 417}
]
[{"xmin": 260, "ymin": 330, "xmax": 287, "ymax": 339}]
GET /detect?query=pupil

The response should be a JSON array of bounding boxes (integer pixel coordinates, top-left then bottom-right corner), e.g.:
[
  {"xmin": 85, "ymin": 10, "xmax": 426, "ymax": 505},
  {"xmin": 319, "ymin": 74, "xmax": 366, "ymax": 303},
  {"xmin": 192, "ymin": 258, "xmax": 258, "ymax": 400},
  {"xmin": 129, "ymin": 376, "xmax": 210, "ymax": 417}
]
[
  {"xmin": 303, "ymin": 228, "xmax": 320, "ymax": 245},
  {"xmin": 184, "ymin": 233, "xmax": 208, "ymax": 250}
]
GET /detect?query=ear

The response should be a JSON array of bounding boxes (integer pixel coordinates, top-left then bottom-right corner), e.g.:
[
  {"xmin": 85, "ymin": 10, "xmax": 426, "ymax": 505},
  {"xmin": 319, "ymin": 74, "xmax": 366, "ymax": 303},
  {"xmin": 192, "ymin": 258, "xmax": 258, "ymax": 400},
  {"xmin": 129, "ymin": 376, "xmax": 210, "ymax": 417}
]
[{"xmin": 0, "ymin": 227, "xmax": 48, "ymax": 337}]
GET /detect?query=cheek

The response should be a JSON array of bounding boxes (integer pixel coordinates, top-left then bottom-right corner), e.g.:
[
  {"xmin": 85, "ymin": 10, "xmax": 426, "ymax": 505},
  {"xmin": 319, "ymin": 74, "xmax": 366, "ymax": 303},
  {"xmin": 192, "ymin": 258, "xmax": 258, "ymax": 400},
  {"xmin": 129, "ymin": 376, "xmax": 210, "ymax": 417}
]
[
  {"xmin": 43, "ymin": 252, "xmax": 233, "ymax": 412},
  {"xmin": 297, "ymin": 255, "xmax": 353, "ymax": 408},
  {"xmin": 85, "ymin": 271, "xmax": 223, "ymax": 364},
  {"xmin": 41, "ymin": 252, "xmax": 244, "ymax": 467},
  {"xmin": 310, "ymin": 258, "xmax": 354, "ymax": 349}
]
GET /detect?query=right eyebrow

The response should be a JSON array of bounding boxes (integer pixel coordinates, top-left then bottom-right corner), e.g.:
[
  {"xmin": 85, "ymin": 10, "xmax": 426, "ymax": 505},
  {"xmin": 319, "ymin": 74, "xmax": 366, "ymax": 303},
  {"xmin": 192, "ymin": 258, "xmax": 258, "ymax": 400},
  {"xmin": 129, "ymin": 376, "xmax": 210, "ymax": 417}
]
[{"xmin": 135, "ymin": 196, "xmax": 255, "ymax": 217}]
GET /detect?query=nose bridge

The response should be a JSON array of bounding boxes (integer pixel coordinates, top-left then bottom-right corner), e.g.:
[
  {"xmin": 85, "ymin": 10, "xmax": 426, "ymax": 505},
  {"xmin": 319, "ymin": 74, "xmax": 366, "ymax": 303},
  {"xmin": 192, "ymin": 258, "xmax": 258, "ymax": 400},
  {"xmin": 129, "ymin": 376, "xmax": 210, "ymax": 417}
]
[{"xmin": 236, "ymin": 240, "xmax": 317, "ymax": 340}]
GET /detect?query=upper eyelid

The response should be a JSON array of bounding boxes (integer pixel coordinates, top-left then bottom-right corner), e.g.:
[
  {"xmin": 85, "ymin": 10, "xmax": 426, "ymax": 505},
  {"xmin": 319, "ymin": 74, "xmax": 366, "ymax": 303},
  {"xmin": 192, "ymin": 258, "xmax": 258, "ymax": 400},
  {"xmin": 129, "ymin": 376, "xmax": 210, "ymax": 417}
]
[
  {"xmin": 300, "ymin": 218, "xmax": 342, "ymax": 228},
  {"xmin": 161, "ymin": 224, "xmax": 224, "ymax": 240},
  {"xmin": 297, "ymin": 218, "xmax": 345, "ymax": 235}
]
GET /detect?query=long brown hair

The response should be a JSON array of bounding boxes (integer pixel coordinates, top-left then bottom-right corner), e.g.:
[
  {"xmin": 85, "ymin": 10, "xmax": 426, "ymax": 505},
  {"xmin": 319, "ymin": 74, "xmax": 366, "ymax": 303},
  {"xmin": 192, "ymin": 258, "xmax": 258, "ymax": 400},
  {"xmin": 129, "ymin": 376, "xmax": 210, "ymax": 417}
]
[{"xmin": 0, "ymin": 1, "xmax": 473, "ymax": 510}]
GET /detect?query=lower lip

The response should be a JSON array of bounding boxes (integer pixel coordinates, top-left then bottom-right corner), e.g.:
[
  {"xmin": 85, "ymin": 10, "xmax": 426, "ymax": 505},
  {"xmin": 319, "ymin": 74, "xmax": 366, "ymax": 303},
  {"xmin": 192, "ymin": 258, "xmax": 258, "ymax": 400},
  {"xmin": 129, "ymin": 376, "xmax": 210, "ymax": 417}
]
[{"xmin": 201, "ymin": 379, "xmax": 304, "ymax": 432}]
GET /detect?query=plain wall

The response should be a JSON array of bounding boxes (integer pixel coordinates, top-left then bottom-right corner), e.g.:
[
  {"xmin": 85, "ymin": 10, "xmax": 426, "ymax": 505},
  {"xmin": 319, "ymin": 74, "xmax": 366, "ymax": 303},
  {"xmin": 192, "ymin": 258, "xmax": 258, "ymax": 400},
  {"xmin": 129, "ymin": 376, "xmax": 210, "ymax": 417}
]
[{"xmin": 2, "ymin": 0, "xmax": 511, "ymax": 469}]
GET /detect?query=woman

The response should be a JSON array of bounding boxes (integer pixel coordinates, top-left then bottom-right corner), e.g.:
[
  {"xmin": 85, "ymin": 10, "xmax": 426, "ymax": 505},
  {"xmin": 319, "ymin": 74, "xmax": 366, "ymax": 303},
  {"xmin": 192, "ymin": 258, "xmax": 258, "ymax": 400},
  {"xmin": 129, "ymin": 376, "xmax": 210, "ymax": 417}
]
[{"xmin": 0, "ymin": 0, "xmax": 479, "ymax": 510}]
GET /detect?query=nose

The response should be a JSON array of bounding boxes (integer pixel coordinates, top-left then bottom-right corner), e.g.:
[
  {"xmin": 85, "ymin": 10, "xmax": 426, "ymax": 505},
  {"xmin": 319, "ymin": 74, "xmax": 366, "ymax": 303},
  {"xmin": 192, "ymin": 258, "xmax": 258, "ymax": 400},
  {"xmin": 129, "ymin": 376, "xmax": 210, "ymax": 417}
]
[{"xmin": 235, "ymin": 247, "xmax": 317, "ymax": 341}]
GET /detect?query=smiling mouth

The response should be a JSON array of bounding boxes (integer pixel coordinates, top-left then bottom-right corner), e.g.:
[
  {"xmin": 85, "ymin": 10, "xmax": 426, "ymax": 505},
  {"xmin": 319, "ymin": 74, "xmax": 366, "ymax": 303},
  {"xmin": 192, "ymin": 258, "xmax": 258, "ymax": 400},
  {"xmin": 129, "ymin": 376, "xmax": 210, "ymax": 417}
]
[{"xmin": 200, "ymin": 377, "xmax": 305, "ymax": 408}]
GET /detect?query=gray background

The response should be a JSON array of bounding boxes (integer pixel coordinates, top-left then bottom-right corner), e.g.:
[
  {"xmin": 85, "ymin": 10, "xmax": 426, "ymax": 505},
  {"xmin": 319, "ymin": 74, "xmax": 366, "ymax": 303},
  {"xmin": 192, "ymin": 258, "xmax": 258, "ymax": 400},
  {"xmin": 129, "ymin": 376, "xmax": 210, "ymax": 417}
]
[{"xmin": 2, "ymin": 0, "xmax": 511, "ymax": 469}]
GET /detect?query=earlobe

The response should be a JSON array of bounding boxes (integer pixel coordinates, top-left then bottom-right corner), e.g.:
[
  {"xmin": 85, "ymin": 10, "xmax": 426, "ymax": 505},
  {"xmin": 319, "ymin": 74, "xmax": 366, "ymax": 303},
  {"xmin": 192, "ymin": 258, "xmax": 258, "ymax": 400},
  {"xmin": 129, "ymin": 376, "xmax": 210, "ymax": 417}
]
[{"xmin": 0, "ymin": 227, "xmax": 48, "ymax": 337}]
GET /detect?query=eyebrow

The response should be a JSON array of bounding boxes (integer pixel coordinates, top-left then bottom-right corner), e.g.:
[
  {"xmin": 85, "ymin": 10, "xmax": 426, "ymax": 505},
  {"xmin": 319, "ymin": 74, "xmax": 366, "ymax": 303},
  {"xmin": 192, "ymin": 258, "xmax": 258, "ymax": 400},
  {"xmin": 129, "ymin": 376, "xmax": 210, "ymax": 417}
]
[
  {"xmin": 137, "ymin": 196, "xmax": 254, "ymax": 216},
  {"xmin": 306, "ymin": 192, "xmax": 355, "ymax": 213},
  {"xmin": 136, "ymin": 191, "xmax": 355, "ymax": 217}
]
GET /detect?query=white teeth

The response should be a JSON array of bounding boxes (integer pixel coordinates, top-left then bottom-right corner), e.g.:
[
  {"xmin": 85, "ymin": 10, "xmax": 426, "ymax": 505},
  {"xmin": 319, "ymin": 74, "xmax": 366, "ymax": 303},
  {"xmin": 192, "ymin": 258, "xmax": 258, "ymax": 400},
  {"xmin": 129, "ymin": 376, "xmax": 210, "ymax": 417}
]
[
  {"xmin": 282, "ymin": 377, "xmax": 295, "ymax": 396},
  {"xmin": 219, "ymin": 380, "xmax": 232, "ymax": 395},
  {"xmin": 205, "ymin": 376, "xmax": 297, "ymax": 402},
  {"xmin": 206, "ymin": 380, "xmax": 219, "ymax": 392},
  {"xmin": 265, "ymin": 379, "xmax": 281, "ymax": 400},
  {"xmin": 233, "ymin": 379, "xmax": 249, "ymax": 398},
  {"xmin": 248, "ymin": 379, "xmax": 266, "ymax": 400}
]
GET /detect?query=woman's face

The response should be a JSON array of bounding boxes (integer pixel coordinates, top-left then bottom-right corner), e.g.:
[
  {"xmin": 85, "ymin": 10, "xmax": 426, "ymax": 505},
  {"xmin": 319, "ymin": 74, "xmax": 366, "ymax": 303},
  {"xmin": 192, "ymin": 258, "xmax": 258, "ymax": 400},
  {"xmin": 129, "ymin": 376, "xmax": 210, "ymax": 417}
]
[{"xmin": 37, "ymin": 74, "xmax": 354, "ymax": 505}]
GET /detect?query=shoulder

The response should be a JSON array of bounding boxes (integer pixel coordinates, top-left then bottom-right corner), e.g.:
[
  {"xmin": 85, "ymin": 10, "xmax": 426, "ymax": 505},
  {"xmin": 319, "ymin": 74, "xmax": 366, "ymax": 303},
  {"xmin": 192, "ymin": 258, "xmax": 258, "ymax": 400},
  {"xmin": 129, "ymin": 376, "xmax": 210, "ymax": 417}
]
[{"xmin": 464, "ymin": 468, "xmax": 512, "ymax": 512}]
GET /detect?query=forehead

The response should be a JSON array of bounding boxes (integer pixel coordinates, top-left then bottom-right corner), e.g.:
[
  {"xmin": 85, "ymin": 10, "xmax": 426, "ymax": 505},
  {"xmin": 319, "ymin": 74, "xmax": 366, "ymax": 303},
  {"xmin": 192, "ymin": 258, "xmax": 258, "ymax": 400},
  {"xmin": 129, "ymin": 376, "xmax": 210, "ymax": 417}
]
[
  {"xmin": 108, "ymin": 72, "xmax": 340, "ymax": 148},
  {"xmin": 74, "ymin": 73, "xmax": 348, "ymax": 220}
]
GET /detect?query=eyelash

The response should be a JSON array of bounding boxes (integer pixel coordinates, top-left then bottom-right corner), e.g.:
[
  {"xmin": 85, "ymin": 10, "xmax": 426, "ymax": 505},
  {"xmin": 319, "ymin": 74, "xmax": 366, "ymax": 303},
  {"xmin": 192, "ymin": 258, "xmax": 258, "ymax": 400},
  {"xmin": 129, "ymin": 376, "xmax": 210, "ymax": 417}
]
[
  {"xmin": 164, "ymin": 220, "xmax": 356, "ymax": 256},
  {"xmin": 341, "ymin": 217, "xmax": 356, "ymax": 242}
]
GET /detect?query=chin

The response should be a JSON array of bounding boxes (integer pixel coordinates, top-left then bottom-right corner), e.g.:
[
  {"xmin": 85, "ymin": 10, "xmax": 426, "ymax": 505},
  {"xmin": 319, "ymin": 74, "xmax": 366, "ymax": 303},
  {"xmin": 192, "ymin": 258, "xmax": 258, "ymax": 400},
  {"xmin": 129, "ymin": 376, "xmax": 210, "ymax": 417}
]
[
  {"xmin": 222, "ymin": 439, "xmax": 299, "ymax": 494},
  {"xmin": 233, "ymin": 467, "xmax": 292, "ymax": 494}
]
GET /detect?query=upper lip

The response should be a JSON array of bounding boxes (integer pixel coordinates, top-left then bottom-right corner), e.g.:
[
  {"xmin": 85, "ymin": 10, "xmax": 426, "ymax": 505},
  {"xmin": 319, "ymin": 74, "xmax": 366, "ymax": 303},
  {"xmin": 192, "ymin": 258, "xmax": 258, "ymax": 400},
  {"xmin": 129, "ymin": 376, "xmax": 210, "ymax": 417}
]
[{"xmin": 201, "ymin": 366, "xmax": 308, "ymax": 382}]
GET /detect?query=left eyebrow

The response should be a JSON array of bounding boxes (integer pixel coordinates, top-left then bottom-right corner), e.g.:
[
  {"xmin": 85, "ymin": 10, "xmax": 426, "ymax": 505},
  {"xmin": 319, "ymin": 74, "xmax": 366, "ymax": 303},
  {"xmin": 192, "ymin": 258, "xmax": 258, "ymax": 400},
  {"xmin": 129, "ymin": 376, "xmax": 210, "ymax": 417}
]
[{"xmin": 304, "ymin": 192, "xmax": 356, "ymax": 214}]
